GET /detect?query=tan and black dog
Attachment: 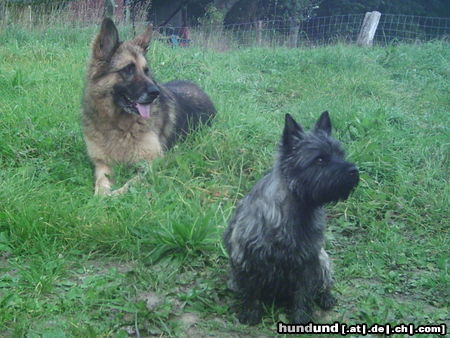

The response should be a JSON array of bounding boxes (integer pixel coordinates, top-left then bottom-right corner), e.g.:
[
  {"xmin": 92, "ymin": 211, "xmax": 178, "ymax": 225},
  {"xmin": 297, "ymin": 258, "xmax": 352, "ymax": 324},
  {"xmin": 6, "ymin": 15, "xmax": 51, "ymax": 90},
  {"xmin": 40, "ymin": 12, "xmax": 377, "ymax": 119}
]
[{"xmin": 82, "ymin": 18, "xmax": 216, "ymax": 195}]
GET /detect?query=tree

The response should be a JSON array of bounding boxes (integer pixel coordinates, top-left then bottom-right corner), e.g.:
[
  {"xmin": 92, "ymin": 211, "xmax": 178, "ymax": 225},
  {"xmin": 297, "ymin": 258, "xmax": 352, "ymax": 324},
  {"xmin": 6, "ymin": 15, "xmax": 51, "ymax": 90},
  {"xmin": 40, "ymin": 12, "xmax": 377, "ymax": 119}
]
[
  {"xmin": 223, "ymin": 0, "xmax": 322, "ymax": 24},
  {"xmin": 4, "ymin": 0, "xmax": 70, "ymax": 8},
  {"xmin": 273, "ymin": 0, "xmax": 321, "ymax": 21},
  {"xmin": 213, "ymin": 0, "xmax": 240, "ymax": 13},
  {"xmin": 315, "ymin": 0, "xmax": 450, "ymax": 18},
  {"xmin": 162, "ymin": 0, "xmax": 322, "ymax": 26}
]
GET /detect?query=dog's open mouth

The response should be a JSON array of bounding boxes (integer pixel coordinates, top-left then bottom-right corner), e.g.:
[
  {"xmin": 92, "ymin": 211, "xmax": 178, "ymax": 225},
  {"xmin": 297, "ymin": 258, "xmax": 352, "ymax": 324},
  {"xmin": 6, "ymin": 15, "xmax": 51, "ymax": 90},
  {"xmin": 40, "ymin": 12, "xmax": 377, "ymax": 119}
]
[
  {"xmin": 122, "ymin": 95, "xmax": 152, "ymax": 119},
  {"xmin": 135, "ymin": 102, "xmax": 151, "ymax": 119}
]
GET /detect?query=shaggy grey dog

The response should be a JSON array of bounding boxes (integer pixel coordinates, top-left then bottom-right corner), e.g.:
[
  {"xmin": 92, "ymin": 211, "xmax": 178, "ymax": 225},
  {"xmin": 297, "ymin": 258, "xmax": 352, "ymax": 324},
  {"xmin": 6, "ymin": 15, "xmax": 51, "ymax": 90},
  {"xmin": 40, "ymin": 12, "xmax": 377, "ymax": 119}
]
[{"xmin": 223, "ymin": 112, "xmax": 359, "ymax": 325}]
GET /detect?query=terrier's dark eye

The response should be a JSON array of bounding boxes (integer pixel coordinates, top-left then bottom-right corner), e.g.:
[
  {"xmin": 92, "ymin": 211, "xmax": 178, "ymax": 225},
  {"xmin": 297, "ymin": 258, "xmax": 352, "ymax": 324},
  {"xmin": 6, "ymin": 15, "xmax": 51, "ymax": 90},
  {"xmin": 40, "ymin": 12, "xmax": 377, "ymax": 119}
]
[
  {"xmin": 143, "ymin": 67, "xmax": 150, "ymax": 75},
  {"xmin": 316, "ymin": 157, "xmax": 324, "ymax": 165},
  {"xmin": 120, "ymin": 63, "xmax": 135, "ymax": 76}
]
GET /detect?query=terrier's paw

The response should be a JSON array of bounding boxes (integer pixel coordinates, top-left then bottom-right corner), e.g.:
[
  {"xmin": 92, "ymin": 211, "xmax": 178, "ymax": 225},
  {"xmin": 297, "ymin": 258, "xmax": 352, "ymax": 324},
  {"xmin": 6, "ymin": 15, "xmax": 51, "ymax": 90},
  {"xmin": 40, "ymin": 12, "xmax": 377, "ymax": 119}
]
[
  {"xmin": 238, "ymin": 308, "xmax": 262, "ymax": 326},
  {"xmin": 227, "ymin": 277, "xmax": 239, "ymax": 292},
  {"xmin": 290, "ymin": 308, "xmax": 313, "ymax": 324},
  {"xmin": 315, "ymin": 291, "xmax": 337, "ymax": 311}
]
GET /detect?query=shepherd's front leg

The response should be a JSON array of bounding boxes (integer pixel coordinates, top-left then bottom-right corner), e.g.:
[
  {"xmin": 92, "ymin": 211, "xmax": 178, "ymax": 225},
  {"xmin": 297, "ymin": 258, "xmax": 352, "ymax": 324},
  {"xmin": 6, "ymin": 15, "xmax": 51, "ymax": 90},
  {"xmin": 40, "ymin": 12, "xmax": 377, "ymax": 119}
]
[
  {"xmin": 94, "ymin": 161, "xmax": 113, "ymax": 195},
  {"xmin": 108, "ymin": 135, "xmax": 163, "ymax": 194}
]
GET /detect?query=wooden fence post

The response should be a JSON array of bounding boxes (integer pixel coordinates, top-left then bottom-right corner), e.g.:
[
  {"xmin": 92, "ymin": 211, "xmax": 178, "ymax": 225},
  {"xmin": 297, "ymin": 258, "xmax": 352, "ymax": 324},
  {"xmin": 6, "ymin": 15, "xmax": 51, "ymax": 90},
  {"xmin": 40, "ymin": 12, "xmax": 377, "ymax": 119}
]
[
  {"xmin": 28, "ymin": 5, "xmax": 32, "ymax": 25},
  {"xmin": 357, "ymin": 11, "xmax": 381, "ymax": 46},
  {"xmin": 125, "ymin": 1, "xmax": 131, "ymax": 23},
  {"xmin": 0, "ymin": 4, "xmax": 6, "ymax": 24},
  {"xmin": 256, "ymin": 20, "xmax": 263, "ymax": 46},
  {"xmin": 104, "ymin": 0, "xmax": 115, "ymax": 18}
]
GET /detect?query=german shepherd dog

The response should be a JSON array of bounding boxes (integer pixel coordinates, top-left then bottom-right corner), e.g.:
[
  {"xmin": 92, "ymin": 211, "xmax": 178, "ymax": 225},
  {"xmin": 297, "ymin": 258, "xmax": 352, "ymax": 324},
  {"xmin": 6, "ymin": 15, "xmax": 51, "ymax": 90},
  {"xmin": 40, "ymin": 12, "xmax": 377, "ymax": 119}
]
[{"xmin": 82, "ymin": 18, "xmax": 216, "ymax": 195}]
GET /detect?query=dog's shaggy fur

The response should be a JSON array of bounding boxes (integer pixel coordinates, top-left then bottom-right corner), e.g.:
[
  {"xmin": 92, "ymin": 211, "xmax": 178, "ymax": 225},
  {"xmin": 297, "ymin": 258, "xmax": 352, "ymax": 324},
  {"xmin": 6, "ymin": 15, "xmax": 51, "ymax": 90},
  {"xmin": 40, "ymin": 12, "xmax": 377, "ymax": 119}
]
[
  {"xmin": 224, "ymin": 112, "xmax": 359, "ymax": 325},
  {"xmin": 82, "ymin": 18, "xmax": 216, "ymax": 195}
]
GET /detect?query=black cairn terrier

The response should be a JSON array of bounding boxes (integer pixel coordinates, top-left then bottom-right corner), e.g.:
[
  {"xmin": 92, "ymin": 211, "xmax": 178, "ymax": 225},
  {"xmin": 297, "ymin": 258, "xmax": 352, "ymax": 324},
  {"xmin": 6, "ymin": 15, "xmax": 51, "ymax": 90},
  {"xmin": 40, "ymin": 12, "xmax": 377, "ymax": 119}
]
[{"xmin": 223, "ymin": 111, "xmax": 359, "ymax": 325}]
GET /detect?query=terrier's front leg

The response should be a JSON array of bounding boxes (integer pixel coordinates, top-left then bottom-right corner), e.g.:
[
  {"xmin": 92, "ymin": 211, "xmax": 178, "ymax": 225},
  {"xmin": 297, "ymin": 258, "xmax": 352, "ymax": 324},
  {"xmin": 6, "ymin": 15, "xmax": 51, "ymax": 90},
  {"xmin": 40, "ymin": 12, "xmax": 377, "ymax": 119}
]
[
  {"xmin": 315, "ymin": 290, "xmax": 337, "ymax": 311},
  {"xmin": 291, "ymin": 289, "xmax": 314, "ymax": 324},
  {"xmin": 239, "ymin": 297, "xmax": 263, "ymax": 325},
  {"xmin": 315, "ymin": 248, "xmax": 337, "ymax": 311},
  {"xmin": 290, "ymin": 263, "xmax": 317, "ymax": 323}
]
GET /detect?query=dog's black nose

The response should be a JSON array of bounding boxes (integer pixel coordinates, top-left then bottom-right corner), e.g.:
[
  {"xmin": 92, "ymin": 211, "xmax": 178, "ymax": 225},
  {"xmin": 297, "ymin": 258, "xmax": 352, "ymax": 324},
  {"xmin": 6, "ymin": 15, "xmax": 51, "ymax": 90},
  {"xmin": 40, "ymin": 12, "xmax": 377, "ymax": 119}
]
[
  {"xmin": 348, "ymin": 165, "xmax": 358, "ymax": 175},
  {"xmin": 147, "ymin": 85, "xmax": 160, "ymax": 100},
  {"xmin": 138, "ymin": 84, "xmax": 160, "ymax": 104}
]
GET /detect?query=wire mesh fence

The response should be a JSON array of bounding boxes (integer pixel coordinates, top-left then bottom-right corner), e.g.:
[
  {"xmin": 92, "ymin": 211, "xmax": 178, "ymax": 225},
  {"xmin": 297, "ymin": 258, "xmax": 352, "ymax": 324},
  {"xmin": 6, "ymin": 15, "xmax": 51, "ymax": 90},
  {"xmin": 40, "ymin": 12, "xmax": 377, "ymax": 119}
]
[
  {"xmin": 376, "ymin": 14, "xmax": 450, "ymax": 43},
  {"xmin": 1, "ymin": 1, "xmax": 449, "ymax": 49},
  {"xmin": 156, "ymin": 14, "xmax": 449, "ymax": 49},
  {"xmin": 156, "ymin": 15, "xmax": 365, "ymax": 50}
]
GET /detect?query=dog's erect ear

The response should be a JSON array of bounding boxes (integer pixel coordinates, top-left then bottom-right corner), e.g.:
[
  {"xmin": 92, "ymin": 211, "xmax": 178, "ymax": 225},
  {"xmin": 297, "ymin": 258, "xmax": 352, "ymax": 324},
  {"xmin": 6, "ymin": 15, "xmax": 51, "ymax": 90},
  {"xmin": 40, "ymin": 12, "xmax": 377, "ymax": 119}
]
[
  {"xmin": 282, "ymin": 113, "xmax": 304, "ymax": 149},
  {"xmin": 314, "ymin": 111, "xmax": 332, "ymax": 136},
  {"xmin": 93, "ymin": 18, "xmax": 119, "ymax": 61},
  {"xmin": 133, "ymin": 24, "xmax": 153, "ymax": 52}
]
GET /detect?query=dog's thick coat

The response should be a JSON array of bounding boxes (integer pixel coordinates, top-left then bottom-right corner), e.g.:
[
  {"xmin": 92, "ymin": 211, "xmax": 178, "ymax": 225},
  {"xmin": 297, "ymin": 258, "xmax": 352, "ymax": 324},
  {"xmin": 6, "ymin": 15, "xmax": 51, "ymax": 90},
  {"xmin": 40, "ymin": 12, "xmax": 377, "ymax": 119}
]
[
  {"xmin": 224, "ymin": 112, "xmax": 359, "ymax": 325},
  {"xmin": 82, "ymin": 18, "xmax": 216, "ymax": 195}
]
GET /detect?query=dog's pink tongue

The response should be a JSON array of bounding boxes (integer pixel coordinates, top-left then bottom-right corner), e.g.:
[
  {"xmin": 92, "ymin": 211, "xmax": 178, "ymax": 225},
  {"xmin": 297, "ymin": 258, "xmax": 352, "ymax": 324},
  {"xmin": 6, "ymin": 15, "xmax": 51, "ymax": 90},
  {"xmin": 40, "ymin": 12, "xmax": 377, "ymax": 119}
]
[{"xmin": 136, "ymin": 103, "xmax": 151, "ymax": 119}]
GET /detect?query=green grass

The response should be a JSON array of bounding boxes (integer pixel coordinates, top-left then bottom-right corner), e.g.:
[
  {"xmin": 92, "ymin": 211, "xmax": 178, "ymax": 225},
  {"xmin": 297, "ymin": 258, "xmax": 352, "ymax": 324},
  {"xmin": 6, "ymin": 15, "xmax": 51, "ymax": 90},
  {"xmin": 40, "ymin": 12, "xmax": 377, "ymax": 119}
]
[{"xmin": 0, "ymin": 25, "xmax": 449, "ymax": 336}]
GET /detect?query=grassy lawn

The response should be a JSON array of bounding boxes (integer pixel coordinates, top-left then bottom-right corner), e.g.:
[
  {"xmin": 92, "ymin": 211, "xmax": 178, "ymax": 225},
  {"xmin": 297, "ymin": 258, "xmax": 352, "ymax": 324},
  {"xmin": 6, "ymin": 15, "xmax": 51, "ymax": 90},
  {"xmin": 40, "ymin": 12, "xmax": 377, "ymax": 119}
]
[{"xmin": 0, "ymin": 25, "xmax": 448, "ymax": 336}]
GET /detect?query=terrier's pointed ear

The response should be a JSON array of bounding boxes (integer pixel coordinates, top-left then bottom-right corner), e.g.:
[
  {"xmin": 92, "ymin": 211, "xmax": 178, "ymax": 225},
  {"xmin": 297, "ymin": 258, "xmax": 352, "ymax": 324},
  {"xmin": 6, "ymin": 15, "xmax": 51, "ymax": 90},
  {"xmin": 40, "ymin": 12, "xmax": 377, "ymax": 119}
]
[
  {"xmin": 314, "ymin": 111, "xmax": 332, "ymax": 135},
  {"xmin": 282, "ymin": 114, "xmax": 304, "ymax": 149},
  {"xmin": 133, "ymin": 24, "xmax": 153, "ymax": 52},
  {"xmin": 93, "ymin": 18, "xmax": 119, "ymax": 61}
]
